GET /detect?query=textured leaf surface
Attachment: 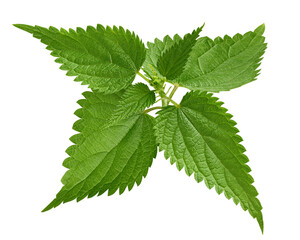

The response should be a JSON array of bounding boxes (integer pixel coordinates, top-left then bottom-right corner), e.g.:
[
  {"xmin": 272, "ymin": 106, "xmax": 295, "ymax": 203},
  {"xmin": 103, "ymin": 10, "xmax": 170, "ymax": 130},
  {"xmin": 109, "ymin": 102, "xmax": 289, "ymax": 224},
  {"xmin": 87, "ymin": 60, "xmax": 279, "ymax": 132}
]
[
  {"xmin": 14, "ymin": 24, "xmax": 146, "ymax": 93},
  {"xmin": 154, "ymin": 91, "xmax": 263, "ymax": 232},
  {"xmin": 157, "ymin": 26, "xmax": 203, "ymax": 80},
  {"xmin": 42, "ymin": 90, "xmax": 157, "ymax": 212},
  {"xmin": 173, "ymin": 24, "xmax": 266, "ymax": 92},
  {"xmin": 143, "ymin": 34, "xmax": 181, "ymax": 77},
  {"xmin": 112, "ymin": 83, "xmax": 156, "ymax": 121}
]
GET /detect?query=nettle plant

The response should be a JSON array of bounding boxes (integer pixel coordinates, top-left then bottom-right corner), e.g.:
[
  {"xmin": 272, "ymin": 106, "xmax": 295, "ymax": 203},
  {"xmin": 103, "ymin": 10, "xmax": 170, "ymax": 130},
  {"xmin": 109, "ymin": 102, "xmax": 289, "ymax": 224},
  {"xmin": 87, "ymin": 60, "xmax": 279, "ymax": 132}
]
[{"xmin": 14, "ymin": 23, "xmax": 266, "ymax": 232}]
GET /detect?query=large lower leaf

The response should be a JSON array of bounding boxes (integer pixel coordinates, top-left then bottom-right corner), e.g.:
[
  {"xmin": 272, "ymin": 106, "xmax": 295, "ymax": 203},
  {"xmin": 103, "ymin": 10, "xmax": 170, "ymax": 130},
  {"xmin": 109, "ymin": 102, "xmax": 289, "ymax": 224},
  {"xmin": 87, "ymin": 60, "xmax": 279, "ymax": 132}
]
[
  {"xmin": 42, "ymin": 90, "xmax": 157, "ymax": 212},
  {"xmin": 14, "ymin": 24, "xmax": 146, "ymax": 93},
  {"xmin": 154, "ymin": 91, "xmax": 263, "ymax": 232},
  {"xmin": 173, "ymin": 24, "xmax": 267, "ymax": 92}
]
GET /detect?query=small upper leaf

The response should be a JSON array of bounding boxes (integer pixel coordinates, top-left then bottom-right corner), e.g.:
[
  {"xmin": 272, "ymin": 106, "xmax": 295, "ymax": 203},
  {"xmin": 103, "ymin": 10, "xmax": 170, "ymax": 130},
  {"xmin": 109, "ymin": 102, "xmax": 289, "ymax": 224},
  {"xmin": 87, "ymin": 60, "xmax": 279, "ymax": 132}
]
[
  {"xmin": 14, "ymin": 24, "xmax": 146, "ymax": 93},
  {"xmin": 143, "ymin": 34, "xmax": 181, "ymax": 78},
  {"xmin": 112, "ymin": 83, "xmax": 156, "ymax": 121},
  {"xmin": 42, "ymin": 89, "xmax": 157, "ymax": 212},
  {"xmin": 173, "ymin": 24, "xmax": 267, "ymax": 92},
  {"xmin": 157, "ymin": 25, "xmax": 204, "ymax": 80},
  {"xmin": 154, "ymin": 91, "xmax": 263, "ymax": 232}
]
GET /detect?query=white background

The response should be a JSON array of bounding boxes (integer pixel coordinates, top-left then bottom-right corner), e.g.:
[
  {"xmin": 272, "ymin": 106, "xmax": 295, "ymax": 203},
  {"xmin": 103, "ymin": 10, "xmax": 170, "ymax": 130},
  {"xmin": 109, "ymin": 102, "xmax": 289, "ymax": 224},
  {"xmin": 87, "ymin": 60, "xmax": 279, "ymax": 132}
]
[{"xmin": 1, "ymin": 0, "xmax": 299, "ymax": 239}]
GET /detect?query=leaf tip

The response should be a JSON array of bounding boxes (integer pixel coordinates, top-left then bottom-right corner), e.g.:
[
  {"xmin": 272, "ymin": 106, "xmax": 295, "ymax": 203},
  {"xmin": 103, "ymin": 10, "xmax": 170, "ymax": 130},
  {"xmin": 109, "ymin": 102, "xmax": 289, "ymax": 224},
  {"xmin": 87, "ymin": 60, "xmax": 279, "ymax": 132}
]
[
  {"xmin": 200, "ymin": 22, "xmax": 205, "ymax": 30},
  {"xmin": 41, "ymin": 204, "xmax": 52, "ymax": 213},
  {"xmin": 13, "ymin": 24, "xmax": 35, "ymax": 34},
  {"xmin": 41, "ymin": 198, "xmax": 59, "ymax": 212},
  {"xmin": 256, "ymin": 212, "xmax": 264, "ymax": 234},
  {"xmin": 254, "ymin": 24, "xmax": 265, "ymax": 35},
  {"xmin": 195, "ymin": 23, "xmax": 205, "ymax": 34}
]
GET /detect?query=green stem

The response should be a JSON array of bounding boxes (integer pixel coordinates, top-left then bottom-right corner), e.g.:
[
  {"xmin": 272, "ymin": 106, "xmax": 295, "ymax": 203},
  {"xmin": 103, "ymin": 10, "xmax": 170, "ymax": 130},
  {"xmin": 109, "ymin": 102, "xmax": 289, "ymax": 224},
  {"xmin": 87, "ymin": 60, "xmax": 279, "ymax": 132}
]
[
  {"xmin": 161, "ymin": 98, "xmax": 168, "ymax": 107},
  {"xmin": 137, "ymin": 71, "xmax": 179, "ymax": 108},
  {"xmin": 167, "ymin": 84, "xmax": 179, "ymax": 104},
  {"xmin": 137, "ymin": 71, "xmax": 151, "ymax": 84},
  {"xmin": 165, "ymin": 86, "xmax": 172, "ymax": 95},
  {"xmin": 169, "ymin": 84, "xmax": 179, "ymax": 99},
  {"xmin": 157, "ymin": 90, "xmax": 168, "ymax": 107},
  {"xmin": 143, "ymin": 106, "xmax": 163, "ymax": 114},
  {"xmin": 163, "ymin": 96, "xmax": 180, "ymax": 108},
  {"xmin": 154, "ymin": 98, "xmax": 162, "ymax": 103}
]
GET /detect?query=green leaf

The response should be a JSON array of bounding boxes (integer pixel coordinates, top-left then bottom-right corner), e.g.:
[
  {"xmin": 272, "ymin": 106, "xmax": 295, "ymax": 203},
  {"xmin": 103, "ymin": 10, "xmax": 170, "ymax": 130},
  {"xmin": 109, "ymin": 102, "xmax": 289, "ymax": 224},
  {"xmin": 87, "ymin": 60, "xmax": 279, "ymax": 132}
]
[
  {"xmin": 14, "ymin": 24, "xmax": 146, "ymax": 93},
  {"xmin": 173, "ymin": 24, "xmax": 267, "ymax": 92},
  {"xmin": 112, "ymin": 83, "xmax": 156, "ymax": 121},
  {"xmin": 143, "ymin": 34, "xmax": 182, "ymax": 77},
  {"xmin": 157, "ymin": 25, "xmax": 204, "ymax": 80},
  {"xmin": 42, "ymin": 90, "xmax": 157, "ymax": 212},
  {"xmin": 154, "ymin": 91, "xmax": 263, "ymax": 232}
]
